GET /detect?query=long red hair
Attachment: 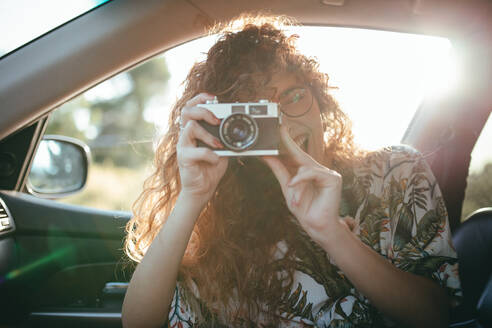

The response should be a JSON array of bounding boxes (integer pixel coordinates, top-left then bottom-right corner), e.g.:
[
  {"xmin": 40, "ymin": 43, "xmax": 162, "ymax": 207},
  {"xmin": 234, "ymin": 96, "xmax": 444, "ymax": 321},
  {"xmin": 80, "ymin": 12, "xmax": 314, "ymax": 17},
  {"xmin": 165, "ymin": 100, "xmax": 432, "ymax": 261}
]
[{"xmin": 125, "ymin": 14, "xmax": 359, "ymax": 324}]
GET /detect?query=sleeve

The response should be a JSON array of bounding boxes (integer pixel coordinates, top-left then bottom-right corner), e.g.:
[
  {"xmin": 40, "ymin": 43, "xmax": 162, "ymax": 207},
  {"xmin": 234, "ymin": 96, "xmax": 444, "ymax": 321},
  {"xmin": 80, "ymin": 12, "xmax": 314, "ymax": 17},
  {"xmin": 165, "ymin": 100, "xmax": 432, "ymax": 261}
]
[{"xmin": 381, "ymin": 146, "xmax": 462, "ymax": 301}]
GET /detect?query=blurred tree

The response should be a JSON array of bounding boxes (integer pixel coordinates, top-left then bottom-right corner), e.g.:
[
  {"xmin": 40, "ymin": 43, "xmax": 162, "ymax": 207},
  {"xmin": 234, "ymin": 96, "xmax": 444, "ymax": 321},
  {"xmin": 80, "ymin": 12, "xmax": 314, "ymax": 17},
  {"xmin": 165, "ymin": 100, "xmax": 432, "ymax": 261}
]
[
  {"xmin": 462, "ymin": 162, "xmax": 492, "ymax": 220},
  {"xmin": 46, "ymin": 56, "xmax": 170, "ymax": 168},
  {"xmin": 46, "ymin": 97, "xmax": 90, "ymax": 142}
]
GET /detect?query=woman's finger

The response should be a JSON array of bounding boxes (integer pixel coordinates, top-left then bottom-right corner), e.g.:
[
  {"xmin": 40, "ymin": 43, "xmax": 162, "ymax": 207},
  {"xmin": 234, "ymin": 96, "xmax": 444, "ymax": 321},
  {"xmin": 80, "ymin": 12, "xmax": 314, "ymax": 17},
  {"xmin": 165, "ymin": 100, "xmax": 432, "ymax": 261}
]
[
  {"xmin": 181, "ymin": 105, "xmax": 221, "ymax": 127},
  {"xmin": 178, "ymin": 120, "xmax": 223, "ymax": 149},
  {"xmin": 178, "ymin": 147, "xmax": 221, "ymax": 165},
  {"xmin": 290, "ymin": 182, "xmax": 307, "ymax": 207},
  {"xmin": 185, "ymin": 93, "xmax": 215, "ymax": 107},
  {"xmin": 262, "ymin": 156, "xmax": 291, "ymax": 190},
  {"xmin": 288, "ymin": 166, "xmax": 341, "ymax": 188},
  {"xmin": 279, "ymin": 125, "xmax": 314, "ymax": 166}
]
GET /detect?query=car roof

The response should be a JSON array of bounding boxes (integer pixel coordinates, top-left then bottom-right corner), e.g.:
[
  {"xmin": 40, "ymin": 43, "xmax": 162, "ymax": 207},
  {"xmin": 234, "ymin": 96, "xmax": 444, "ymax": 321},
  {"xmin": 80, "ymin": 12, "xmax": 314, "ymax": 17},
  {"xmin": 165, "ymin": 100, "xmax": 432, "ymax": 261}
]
[{"xmin": 0, "ymin": 0, "xmax": 491, "ymax": 141}]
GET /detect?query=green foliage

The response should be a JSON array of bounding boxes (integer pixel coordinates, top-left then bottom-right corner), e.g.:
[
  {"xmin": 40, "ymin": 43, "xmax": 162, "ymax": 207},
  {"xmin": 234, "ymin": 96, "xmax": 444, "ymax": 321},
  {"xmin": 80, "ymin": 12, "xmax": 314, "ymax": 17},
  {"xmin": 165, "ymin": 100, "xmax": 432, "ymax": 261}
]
[
  {"xmin": 275, "ymin": 228, "xmax": 353, "ymax": 318},
  {"xmin": 278, "ymin": 283, "xmax": 314, "ymax": 321},
  {"xmin": 398, "ymin": 255, "xmax": 458, "ymax": 280},
  {"xmin": 44, "ymin": 56, "xmax": 171, "ymax": 211},
  {"xmin": 415, "ymin": 209, "xmax": 441, "ymax": 249},
  {"xmin": 462, "ymin": 162, "xmax": 492, "ymax": 220},
  {"xmin": 387, "ymin": 176, "xmax": 403, "ymax": 220},
  {"xmin": 393, "ymin": 204, "xmax": 413, "ymax": 251},
  {"xmin": 359, "ymin": 194, "xmax": 385, "ymax": 251},
  {"xmin": 46, "ymin": 57, "xmax": 170, "ymax": 169}
]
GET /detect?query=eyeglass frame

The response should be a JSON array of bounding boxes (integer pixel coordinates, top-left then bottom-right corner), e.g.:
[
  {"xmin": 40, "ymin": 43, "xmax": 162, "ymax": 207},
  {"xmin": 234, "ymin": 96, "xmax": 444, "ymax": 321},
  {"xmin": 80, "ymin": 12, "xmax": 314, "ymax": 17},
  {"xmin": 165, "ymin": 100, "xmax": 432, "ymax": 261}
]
[{"xmin": 277, "ymin": 85, "xmax": 314, "ymax": 118}]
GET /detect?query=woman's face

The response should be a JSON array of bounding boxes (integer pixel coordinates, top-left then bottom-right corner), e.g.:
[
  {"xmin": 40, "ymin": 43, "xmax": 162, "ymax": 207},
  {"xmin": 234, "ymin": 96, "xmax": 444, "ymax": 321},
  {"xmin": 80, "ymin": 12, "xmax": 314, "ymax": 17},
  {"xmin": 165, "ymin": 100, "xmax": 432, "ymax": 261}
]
[{"xmin": 260, "ymin": 72, "xmax": 327, "ymax": 167}]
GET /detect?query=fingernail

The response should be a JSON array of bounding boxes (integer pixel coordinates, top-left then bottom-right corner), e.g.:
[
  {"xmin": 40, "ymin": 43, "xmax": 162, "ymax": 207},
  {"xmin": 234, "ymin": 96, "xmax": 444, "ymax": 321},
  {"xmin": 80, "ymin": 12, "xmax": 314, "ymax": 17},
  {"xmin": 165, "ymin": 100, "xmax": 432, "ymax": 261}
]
[{"xmin": 214, "ymin": 139, "xmax": 224, "ymax": 149}]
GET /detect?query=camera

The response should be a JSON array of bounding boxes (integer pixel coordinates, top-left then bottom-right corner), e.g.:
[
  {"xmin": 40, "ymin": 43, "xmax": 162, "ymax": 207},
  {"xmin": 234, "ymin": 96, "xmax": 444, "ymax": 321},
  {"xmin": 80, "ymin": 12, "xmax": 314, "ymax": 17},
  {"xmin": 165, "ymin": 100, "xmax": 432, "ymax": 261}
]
[{"xmin": 197, "ymin": 98, "xmax": 281, "ymax": 156}]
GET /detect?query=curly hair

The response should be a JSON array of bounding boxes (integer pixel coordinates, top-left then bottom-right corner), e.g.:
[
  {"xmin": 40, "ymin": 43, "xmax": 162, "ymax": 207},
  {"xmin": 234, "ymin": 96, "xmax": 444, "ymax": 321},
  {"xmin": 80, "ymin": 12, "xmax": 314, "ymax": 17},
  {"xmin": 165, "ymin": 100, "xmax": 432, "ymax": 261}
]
[{"xmin": 125, "ymin": 14, "xmax": 359, "ymax": 325}]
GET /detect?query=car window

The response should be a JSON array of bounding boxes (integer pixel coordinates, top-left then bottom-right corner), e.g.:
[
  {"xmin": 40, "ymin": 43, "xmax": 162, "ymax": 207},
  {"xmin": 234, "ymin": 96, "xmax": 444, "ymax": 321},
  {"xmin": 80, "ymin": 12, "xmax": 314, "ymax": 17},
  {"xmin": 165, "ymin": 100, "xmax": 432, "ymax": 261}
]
[
  {"xmin": 38, "ymin": 27, "xmax": 454, "ymax": 211},
  {"xmin": 0, "ymin": 0, "xmax": 110, "ymax": 58},
  {"xmin": 44, "ymin": 58, "xmax": 168, "ymax": 211},
  {"xmin": 461, "ymin": 113, "xmax": 492, "ymax": 220}
]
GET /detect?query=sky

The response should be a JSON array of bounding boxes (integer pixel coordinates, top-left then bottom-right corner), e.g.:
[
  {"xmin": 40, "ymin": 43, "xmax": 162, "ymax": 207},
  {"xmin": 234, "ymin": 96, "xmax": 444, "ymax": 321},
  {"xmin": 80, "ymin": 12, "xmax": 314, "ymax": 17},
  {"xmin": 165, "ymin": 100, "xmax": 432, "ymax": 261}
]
[
  {"xmin": 2, "ymin": 1, "xmax": 490, "ymax": 173},
  {"xmin": 0, "ymin": 0, "xmax": 108, "ymax": 57}
]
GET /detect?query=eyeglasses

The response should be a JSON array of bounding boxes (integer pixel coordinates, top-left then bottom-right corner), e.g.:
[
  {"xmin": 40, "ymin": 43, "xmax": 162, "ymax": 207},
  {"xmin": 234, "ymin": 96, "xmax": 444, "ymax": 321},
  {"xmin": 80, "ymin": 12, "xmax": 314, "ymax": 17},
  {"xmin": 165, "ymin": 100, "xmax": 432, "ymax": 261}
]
[{"xmin": 278, "ymin": 86, "xmax": 313, "ymax": 118}]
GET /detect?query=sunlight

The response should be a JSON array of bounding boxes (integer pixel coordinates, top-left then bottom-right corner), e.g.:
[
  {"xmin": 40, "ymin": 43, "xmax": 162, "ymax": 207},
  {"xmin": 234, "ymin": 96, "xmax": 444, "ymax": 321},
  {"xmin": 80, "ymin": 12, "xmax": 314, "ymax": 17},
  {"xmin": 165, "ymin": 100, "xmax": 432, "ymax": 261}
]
[
  {"xmin": 2, "ymin": 246, "xmax": 73, "ymax": 281},
  {"xmin": 0, "ymin": 0, "xmax": 457, "ymax": 152},
  {"xmin": 158, "ymin": 27, "xmax": 457, "ymax": 151},
  {"xmin": 289, "ymin": 26, "xmax": 455, "ymax": 150}
]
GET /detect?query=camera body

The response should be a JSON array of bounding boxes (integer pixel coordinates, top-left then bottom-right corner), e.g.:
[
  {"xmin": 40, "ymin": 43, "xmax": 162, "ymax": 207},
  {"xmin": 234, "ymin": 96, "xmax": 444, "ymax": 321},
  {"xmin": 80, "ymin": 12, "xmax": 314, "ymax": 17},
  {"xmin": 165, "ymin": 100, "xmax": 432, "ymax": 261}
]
[{"xmin": 197, "ymin": 99, "xmax": 281, "ymax": 156}]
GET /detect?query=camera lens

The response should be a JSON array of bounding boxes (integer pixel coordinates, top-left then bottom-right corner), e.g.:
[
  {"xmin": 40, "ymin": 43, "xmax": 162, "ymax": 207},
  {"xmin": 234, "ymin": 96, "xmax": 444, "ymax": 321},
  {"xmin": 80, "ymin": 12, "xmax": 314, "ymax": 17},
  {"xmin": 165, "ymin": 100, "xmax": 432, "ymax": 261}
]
[
  {"xmin": 230, "ymin": 122, "xmax": 249, "ymax": 142},
  {"xmin": 220, "ymin": 113, "xmax": 258, "ymax": 151}
]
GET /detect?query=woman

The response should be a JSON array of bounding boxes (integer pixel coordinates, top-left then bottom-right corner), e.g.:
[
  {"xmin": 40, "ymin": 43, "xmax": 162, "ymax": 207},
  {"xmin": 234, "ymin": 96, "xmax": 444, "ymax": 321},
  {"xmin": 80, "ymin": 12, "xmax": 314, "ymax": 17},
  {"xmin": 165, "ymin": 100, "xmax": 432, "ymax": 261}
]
[{"xmin": 122, "ymin": 15, "xmax": 461, "ymax": 327}]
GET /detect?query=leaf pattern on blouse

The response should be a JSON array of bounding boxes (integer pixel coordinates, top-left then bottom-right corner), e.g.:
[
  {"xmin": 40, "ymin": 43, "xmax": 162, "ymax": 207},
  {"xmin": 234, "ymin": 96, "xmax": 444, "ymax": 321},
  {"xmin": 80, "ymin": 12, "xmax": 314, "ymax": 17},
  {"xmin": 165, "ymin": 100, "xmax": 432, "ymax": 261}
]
[{"xmin": 167, "ymin": 145, "xmax": 462, "ymax": 327}]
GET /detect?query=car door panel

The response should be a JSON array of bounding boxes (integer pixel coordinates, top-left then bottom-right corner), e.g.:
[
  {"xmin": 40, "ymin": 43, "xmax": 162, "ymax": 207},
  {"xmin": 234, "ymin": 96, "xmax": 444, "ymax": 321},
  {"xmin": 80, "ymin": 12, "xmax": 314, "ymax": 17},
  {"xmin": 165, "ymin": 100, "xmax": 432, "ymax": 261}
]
[{"xmin": 0, "ymin": 191, "xmax": 132, "ymax": 327}]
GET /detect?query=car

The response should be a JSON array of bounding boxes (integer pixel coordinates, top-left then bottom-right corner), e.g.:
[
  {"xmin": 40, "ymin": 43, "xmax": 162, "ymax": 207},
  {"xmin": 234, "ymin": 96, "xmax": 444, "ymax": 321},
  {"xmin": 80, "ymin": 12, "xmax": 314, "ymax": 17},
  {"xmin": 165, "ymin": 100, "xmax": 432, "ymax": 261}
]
[{"xmin": 1, "ymin": 0, "xmax": 491, "ymax": 327}]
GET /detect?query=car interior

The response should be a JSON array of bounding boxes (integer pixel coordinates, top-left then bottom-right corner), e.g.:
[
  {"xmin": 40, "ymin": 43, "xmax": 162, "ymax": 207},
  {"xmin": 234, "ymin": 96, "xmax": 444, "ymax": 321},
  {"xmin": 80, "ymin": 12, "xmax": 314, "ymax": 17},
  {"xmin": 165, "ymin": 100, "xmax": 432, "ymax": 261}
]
[{"xmin": 0, "ymin": 0, "xmax": 492, "ymax": 327}]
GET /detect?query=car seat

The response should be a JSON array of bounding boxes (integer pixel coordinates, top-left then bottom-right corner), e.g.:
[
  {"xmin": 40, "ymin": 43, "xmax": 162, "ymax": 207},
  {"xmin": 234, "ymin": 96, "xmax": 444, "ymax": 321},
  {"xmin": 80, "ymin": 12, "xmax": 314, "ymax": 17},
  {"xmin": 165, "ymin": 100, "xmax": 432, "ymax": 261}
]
[{"xmin": 451, "ymin": 208, "xmax": 492, "ymax": 327}]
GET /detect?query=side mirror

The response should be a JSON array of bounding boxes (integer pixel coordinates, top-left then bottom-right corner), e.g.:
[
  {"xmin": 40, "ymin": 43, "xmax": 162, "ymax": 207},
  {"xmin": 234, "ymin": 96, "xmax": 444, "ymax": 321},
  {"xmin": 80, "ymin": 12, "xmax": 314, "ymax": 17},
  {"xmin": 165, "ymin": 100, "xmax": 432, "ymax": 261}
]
[{"xmin": 27, "ymin": 135, "xmax": 90, "ymax": 198}]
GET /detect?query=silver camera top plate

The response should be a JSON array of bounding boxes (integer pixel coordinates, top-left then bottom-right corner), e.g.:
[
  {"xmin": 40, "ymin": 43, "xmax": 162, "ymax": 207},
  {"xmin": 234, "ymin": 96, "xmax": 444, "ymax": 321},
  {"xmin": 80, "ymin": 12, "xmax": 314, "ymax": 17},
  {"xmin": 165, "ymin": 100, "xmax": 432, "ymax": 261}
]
[{"xmin": 197, "ymin": 100, "xmax": 279, "ymax": 118}]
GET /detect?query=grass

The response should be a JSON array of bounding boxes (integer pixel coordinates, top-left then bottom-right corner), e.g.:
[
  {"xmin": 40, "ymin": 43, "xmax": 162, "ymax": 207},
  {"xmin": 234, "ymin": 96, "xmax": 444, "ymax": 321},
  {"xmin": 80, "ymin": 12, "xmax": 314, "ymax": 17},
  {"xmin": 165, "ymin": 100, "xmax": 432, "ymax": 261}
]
[{"xmin": 61, "ymin": 162, "xmax": 152, "ymax": 212}]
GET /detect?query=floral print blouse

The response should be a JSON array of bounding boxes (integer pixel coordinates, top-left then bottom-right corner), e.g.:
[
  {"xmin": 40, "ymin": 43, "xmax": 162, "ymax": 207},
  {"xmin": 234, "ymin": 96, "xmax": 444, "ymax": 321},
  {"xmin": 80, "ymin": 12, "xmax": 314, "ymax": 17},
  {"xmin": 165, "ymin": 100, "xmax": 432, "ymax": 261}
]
[{"xmin": 167, "ymin": 146, "xmax": 462, "ymax": 327}]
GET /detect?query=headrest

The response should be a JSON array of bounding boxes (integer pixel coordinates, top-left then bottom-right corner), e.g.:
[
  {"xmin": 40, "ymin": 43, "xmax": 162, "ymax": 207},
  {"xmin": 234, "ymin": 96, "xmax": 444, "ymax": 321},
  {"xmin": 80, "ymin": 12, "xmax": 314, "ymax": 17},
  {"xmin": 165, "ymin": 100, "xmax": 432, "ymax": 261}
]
[{"xmin": 452, "ymin": 208, "xmax": 492, "ymax": 321}]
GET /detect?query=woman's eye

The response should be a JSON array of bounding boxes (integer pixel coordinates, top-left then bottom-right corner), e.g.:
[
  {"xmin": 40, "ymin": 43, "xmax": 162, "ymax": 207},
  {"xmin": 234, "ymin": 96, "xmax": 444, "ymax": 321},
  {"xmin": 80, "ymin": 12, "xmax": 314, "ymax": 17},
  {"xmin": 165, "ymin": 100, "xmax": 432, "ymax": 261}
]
[{"xmin": 282, "ymin": 88, "xmax": 306, "ymax": 105}]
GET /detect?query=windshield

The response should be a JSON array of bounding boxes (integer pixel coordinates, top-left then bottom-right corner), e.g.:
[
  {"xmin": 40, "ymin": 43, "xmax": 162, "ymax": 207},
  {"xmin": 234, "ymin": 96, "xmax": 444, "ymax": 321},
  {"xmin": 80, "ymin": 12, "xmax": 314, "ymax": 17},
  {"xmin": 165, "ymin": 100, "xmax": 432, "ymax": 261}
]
[{"xmin": 0, "ymin": 0, "xmax": 109, "ymax": 57}]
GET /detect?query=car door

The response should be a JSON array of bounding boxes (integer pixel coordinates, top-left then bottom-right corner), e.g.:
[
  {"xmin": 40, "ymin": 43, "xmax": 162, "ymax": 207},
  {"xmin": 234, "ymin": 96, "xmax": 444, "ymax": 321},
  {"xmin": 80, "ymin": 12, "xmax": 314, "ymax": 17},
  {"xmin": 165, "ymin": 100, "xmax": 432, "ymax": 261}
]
[
  {"xmin": 0, "ymin": 191, "xmax": 131, "ymax": 327},
  {"xmin": 0, "ymin": 124, "xmax": 133, "ymax": 328}
]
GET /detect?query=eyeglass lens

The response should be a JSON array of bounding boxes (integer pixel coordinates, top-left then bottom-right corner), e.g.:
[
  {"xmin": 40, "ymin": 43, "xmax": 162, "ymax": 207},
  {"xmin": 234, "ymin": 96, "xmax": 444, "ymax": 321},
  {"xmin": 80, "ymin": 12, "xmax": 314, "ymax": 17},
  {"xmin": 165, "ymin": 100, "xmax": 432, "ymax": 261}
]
[{"xmin": 278, "ymin": 87, "xmax": 313, "ymax": 117}]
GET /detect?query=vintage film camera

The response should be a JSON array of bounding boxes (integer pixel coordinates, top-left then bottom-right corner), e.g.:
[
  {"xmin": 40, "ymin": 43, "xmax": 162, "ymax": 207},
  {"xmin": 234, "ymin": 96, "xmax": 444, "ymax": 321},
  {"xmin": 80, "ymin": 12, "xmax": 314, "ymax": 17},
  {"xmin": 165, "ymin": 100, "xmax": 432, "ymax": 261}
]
[{"xmin": 197, "ymin": 98, "xmax": 281, "ymax": 156}]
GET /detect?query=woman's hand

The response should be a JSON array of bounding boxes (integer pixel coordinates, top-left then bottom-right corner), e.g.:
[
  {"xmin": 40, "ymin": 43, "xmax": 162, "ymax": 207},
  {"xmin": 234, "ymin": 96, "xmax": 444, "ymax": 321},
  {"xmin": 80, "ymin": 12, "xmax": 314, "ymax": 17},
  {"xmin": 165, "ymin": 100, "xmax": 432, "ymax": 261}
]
[
  {"xmin": 262, "ymin": 126, "xmax": 344, "ymax": 248},
  {"xmin": 123, "ymin": 94, "xmax": 227, "ymax": 328},
  {"xmin": 263, "ymin": 127, "xmax": 450, "ymax": 327},
  {"xmin": 177, "ymin": 93, "xmax": 228, "ymax": 204}
]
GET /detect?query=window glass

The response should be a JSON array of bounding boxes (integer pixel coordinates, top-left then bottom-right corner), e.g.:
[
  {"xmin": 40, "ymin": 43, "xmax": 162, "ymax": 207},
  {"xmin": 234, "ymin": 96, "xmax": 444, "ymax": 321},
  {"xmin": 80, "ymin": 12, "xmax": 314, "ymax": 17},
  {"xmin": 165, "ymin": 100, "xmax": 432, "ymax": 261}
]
[
  {"xmin": 41, "ymin": 27, "xmax": 455, "ymax": 211},
  {"xmin": 462, "ymin": 113, "xmax": 492, "ymax": 220},
  {"xmin": 0, "ymin": 0, "xmax": 109, "ymax": 57},
  {"xmin": 45, "ymin": 57, "xmax": 169, "ymax": 211},
  {"xmin": 289, "ymin": 26, "xmax": 455, "ymax": 150},
  {"xmin": 158, "ymin": 27, "xmax": 454, "ymax": 151}
]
